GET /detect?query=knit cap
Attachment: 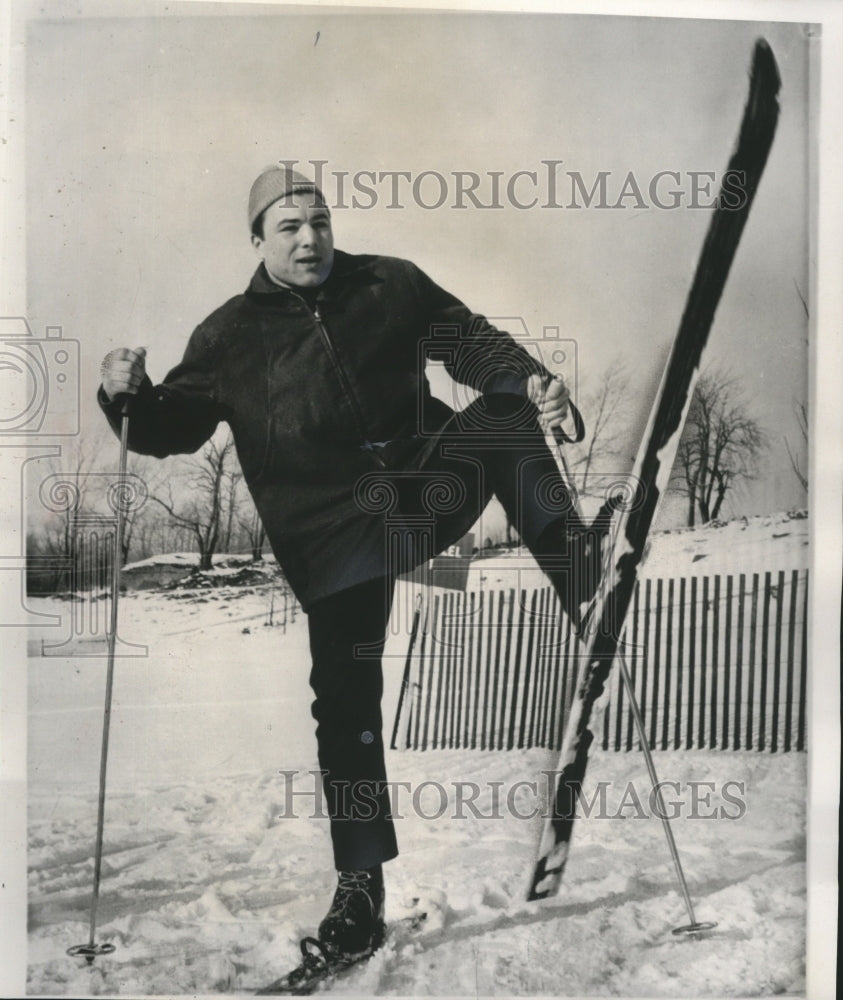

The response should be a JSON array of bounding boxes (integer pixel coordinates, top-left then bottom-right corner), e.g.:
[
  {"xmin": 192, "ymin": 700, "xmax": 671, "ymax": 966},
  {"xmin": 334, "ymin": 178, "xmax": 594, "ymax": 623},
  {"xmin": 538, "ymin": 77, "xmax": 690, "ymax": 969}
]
[{"xmin": 248, "ymin": 165, "xmax": 327, "ymax": 231}]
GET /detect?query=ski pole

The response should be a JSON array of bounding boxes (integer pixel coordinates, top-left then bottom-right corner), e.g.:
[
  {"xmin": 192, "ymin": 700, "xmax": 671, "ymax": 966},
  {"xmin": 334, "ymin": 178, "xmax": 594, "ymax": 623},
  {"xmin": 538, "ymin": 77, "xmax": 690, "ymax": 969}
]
[
  {"xmin": 390, "ymin": 593, "xmax": 423, "ymax": 750},
  {"xmin": 614, "ymin": 650, "xmax": 716, "ymax": 935},
  {"xmin": 547, "ymin": 417, "xmax": 716, "ymax": 935},
  {"xmin": 67, "ymin": 398, "xmax": 131, "ymax": 964}
]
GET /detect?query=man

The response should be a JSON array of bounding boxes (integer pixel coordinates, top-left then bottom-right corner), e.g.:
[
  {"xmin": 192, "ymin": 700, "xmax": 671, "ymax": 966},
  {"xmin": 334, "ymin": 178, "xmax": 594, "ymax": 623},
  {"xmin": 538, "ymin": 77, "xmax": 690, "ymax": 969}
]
[{"xmin": 99, "ymin": 164, "xmax": 608, "ymax": 969}]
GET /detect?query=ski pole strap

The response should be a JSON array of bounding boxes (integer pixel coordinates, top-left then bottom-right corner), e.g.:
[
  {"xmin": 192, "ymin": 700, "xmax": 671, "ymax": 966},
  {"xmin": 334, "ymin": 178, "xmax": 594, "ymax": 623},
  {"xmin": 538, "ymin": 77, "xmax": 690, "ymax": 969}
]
[{"xmin": 551, "ymin": 400, "xmax": 585, "ymax": 445}]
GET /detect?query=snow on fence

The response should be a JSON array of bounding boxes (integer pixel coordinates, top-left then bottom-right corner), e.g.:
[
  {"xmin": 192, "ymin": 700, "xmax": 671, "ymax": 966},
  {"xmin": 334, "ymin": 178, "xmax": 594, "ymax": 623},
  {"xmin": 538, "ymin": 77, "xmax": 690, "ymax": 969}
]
[{"xmin": 391, "ymin": 569, "xmax": 809, "ymax": 753}]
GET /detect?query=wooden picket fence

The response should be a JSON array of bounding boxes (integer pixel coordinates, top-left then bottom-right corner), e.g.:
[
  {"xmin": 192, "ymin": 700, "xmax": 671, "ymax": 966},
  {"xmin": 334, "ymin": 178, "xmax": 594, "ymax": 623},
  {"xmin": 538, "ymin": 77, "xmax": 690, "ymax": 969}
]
[{"xmin": 391, "ymin": 569, "xmax": 809, "ymax": 753}]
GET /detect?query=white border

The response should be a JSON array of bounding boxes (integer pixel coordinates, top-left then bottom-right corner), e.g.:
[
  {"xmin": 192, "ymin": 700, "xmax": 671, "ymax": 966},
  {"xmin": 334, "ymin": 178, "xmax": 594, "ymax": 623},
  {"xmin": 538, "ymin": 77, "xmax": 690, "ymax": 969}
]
[{"xmin": 1, "ymin": 2, "xmax": 839, "ymax": 998}]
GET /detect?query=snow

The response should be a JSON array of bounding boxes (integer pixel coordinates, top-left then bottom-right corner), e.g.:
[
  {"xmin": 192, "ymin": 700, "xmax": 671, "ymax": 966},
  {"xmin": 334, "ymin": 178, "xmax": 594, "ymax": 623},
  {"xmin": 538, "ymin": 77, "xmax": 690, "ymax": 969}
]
[
  {"xmin": 25, "ymin": 514, "xmax": 810, "ymax": 997},
  {"xmin": 122, "ymin": 552, "xmax": 206, "ymax": 571},
  {"xmin": 122, "ymin": 553, "xmax": 275, "ymax": 573}
]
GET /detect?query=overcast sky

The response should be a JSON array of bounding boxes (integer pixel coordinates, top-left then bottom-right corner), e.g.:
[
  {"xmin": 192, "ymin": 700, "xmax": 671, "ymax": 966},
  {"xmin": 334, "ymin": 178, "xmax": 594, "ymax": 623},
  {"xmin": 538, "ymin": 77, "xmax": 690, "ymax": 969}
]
[{"xmin": 23, "ymin": 8, "xmax": 812, "ymax": 519}]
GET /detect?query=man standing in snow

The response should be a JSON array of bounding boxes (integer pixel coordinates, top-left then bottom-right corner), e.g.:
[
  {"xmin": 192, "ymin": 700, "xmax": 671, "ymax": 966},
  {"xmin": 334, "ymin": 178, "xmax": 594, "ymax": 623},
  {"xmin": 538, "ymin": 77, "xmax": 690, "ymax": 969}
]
[{"xmin": 99, "ymin": 165, "xmax": 608, "ymax": 971}]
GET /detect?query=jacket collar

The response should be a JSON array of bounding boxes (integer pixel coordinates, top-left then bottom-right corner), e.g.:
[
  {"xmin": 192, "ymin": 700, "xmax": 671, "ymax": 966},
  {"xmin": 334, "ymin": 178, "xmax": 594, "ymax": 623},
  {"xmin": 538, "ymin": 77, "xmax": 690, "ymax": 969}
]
[{"xmin": 246, "ymin": 250, "xmax": 382, "ymax": 304}]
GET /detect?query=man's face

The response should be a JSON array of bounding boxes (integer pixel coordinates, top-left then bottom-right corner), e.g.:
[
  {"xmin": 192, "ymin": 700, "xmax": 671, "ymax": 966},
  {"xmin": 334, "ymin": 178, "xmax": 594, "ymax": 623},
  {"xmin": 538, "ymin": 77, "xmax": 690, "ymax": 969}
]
[{"xmin": 252, "ymin": 193, "xmax": 334, "ymax": 288}]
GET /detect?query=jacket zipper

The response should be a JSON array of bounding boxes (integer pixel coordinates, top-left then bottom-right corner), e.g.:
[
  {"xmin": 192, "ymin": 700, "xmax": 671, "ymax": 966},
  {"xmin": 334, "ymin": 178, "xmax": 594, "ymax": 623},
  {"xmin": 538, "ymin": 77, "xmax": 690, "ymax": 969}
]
[
  {"xmin": 256, "ymin": 326, "xmax": 273, "ymax": 481},
  {"xmin": 311, "ymin": 302, "xmax": 387, "ymax": 469}
]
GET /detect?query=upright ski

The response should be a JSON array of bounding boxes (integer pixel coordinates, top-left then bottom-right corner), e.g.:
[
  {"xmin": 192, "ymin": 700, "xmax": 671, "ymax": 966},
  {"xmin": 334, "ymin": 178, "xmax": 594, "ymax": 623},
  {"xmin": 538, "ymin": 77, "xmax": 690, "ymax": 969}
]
[{"xmin": 528, "ymin": 38, "xmax": 781, "ymax": 901}]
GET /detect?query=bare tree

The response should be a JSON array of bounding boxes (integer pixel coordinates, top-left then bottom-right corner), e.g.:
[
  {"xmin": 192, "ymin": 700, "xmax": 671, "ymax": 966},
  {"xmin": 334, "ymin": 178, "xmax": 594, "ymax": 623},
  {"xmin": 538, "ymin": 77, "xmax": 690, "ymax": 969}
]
[
  {"xmin": 118, "ymin": 452, "xmax": 154, "ymax": 564},
  {"xmin": 58, "ymin": 436, "xmax": 100, "ymax": 567},
  {"xmin": 29, "ymin": 432, "xmax": 105, "ymax": 591},
  {"xmin": 150, "ymin": 432, "xmax": 236, "ymax": 570},
  {"xmin": 570, "ymin": 359, "xmax": 632, "ymax": 493},
  {"xmin": 784, "ymin": 399, "xmax": 808, "ymax": 494},
  {"xmin": 673, "ymin": 368, "xmax": 767, "ymax": 526},
  {"xmin": 238, "ymin": 498, "xmax": 267, "ymax": 562},
  {"xmin": 784, "ymin": 280, "xmax": 809, "ymax": 495},
  {"xmin": 220, "ymin": 462, "xmax": 244, "ymax": 554}
]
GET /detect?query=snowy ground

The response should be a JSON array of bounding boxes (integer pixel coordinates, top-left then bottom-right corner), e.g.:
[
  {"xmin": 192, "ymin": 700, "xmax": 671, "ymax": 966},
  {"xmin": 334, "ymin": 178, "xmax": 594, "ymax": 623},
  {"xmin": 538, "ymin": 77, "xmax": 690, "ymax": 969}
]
[{"xmin": 26, "ymin": 513, "xmax": 809, "ymax": 997}]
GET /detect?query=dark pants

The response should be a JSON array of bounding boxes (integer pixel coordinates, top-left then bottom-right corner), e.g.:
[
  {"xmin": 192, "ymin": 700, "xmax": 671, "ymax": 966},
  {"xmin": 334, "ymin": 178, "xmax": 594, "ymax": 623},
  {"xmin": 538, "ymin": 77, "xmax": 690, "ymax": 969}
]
[{"xmin": 307, "ymin": 395, "xmax": 583, "ymax": 870}]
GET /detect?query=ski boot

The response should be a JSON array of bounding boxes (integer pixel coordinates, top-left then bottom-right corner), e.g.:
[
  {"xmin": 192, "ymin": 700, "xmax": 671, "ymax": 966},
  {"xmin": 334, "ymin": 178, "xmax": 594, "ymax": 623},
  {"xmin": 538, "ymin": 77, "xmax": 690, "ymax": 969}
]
[
  {"xmin": 317, "ymin": 865, "xmax": 386, "ymax": 960},
  {"xmin": 255, "ymin": 867, "xmax": 386, "ymax": 995}
]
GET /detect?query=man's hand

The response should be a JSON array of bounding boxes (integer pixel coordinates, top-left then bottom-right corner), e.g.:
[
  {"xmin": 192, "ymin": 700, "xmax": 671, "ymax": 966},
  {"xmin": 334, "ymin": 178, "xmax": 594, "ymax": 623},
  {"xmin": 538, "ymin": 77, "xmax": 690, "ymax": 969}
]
[
  {"xmin": 101, "ymin": 347, "xmax": 147, "ymax": 402},
  {"xmin": 527, "ymin": 373, "xmax": 571, "ymax": 433}
]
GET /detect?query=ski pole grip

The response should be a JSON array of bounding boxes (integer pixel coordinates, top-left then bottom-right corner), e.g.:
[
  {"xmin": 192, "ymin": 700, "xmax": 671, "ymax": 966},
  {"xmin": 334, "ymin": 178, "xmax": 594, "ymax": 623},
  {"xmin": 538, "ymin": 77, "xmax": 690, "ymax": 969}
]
[{"xmin": 551, "ymin": 400, "xmax": 585, "ymax": 445}]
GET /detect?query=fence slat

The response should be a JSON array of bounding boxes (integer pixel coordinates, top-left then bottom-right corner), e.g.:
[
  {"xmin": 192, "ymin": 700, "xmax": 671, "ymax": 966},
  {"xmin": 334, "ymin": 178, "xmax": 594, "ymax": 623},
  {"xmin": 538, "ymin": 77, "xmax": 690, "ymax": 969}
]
[
  {"xmin": 542, "ymin": 594, "xmax": 562, "ymax": 748},
  {"xmin": 722, "ymin": 575, "xmax": 733, "ymax": 750},
  {"xmin": 531, "ymin": 588, "xmax": 549, "ymax": 749},
  {"xmin": 559, "ymin": 610, "xmax": 576, "ymax": 751},
  {"xmin": 495, "ymin": 590, "xmax": 514, "ymax": 750},
  {"xmin": 410, "ymin": 601, "xmax": 428, "ymax": 749},
  {"xmin": 650, "ymin": 578, "xmax": 662, "ymax": 749},
  {"xmin": 431, "ymin": 593, "xmax": 448, "ymax": 749},
  {"xmin": 536, "ymin": 590, "xmax": 552, "ymax": 749},
  {"xmin": 439, "ymin": 591, "xmax": 452, "ymax": 749},
  {"xmin": 759, "ymin": 572, "xmax": 772, "ymax": 752},
  {"xmin": 420, "ymin": 594, "xmax": 440, "ymax": 751},
  {"xmin": 687, "ymin": 577, "xmax": 697, "ymax": 749},
  {"xmin": 518, "ymin": 590, "xmax": 538, "ymax": 749},
  {"xmin": 784, "ymin": 570, "xmax": 797, "ymax": 752},
  {"xmin": 481, "ymin": 590, "xmax": 497, "ymax": 750},
  {"xmin": 461, "ymin": 591, "xmax": 475, "ymax": 749},
  {"xmin": 547, "ymin": 596, "xmax": 566, "ymax": 750},
  {"xmin": 452, "ymin": 591, "xmax": 463, "ymax": 749},
  {"xmin": 771, "ymin": 570, "xmax": 784, "ymax": 753},
  {"xmin": 447, "ymin": 592, "xmax": 459, "ymax": 749},
  {"xmin": 507, "ymin": 591, "xmax": 526, "ymax": 750},
  {"xmin": 698, "ymin": 577, "xmax": 710, "ymax": 750},
  {"xmin": 673, "ymin": 578, "xmax": 685, "ymax": 750},
  {"xmin": 661, "ymin": 579, "xmax": 674, "ymax": 750},
  {"xmin": 491, "ymin": 590, "xmax": 507, "ymax": 749},
  {"xmin": 641, "ymin": 579, "xmax": 651, "ymax": 749},
  {"xmin": 528, "ymin": 588, "xmax": 544, "ymax": 749},
  {"xmin": 797, "ymin": 573, "xmax": 808, "ymax": 751},
  {"xmin": 710, "ymin": 575, "xmax": 720, "ymax": 749},
  {"xmin": 470, "ymin": 590, "xmax": 484, "ymax": 750},
  {"xmin": 614, "ymin": 592, "xmax": 627, "ymax": 752},
  {"xmin": 734, "ymin": 574, "xmax": 745, "ymax": 750},
  {"xmin": 746, "ymin": 575, "xmax": 759, "ymax": 750},
  {"xmin": 627, "ymin": 582, "xmax": 641, "ymax": 752},
  {"xmin": 444, "ymin": 592, "xmax": 454, "ymax": 748}
]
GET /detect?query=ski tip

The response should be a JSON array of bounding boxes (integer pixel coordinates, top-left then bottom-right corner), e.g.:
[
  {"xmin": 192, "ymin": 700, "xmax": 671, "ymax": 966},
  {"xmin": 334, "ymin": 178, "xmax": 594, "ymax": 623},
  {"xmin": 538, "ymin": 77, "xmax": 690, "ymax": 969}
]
[{"xmin": 751, "ymin": 38, "xmax": 782, "ymax": 96}]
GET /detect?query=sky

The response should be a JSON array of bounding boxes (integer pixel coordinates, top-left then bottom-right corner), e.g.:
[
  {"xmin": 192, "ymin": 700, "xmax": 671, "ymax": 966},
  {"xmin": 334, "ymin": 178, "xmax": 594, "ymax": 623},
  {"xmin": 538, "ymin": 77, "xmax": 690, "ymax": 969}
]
[{"xmin": 19, "ymin": 6, "xmax": 813, "ymax": 519}]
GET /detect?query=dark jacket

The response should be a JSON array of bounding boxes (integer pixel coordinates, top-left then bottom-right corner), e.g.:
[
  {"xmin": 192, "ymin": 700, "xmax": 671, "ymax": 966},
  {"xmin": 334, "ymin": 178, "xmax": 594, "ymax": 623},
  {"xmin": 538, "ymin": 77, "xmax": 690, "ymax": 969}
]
[{"xmin": 99, "ymin": 251, "xmax": 548, "ymax": 607}]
